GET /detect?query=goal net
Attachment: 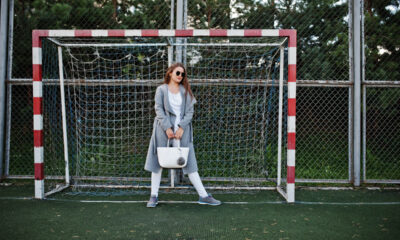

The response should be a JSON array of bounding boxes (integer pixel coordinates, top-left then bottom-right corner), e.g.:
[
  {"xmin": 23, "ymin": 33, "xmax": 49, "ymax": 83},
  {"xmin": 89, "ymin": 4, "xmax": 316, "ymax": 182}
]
[{"xmin": 33, "ymin": 29, "xmax": 296, "ymax": 202}]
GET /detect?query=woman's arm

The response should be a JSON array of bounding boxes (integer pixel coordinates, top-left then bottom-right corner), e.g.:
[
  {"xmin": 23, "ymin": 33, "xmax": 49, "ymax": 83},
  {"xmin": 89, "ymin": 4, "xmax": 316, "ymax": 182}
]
[{"xmin": 154, "ymin": 87, "xmax": 173, "ymax": 131}]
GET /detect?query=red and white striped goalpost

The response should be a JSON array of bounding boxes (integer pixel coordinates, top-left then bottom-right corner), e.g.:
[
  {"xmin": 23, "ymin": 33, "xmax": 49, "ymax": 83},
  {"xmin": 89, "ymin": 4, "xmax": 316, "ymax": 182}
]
[{"xmin": 32, "ymin": 29, "xmax": 296, "ymax": 202}]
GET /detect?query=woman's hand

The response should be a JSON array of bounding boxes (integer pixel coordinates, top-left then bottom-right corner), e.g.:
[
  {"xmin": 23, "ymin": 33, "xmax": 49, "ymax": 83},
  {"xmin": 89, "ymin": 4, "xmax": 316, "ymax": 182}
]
[
  {"xmin": 175, "ymin": 127, "xmax": 184, "ymax": 140},
  {"xmin": 166, "ymin": 128, "xmax": 175, "ymax": 139}
]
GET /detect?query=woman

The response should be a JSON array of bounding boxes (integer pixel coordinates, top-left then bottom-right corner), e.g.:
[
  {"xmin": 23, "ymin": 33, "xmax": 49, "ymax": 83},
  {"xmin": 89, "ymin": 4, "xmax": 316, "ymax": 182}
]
[{"xmin": 144, "ymin": 63, "xmax": 221, "ymax": 208}]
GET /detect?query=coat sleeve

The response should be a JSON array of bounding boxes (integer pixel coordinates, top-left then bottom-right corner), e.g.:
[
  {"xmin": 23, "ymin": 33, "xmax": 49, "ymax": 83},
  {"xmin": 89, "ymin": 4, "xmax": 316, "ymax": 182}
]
[
  {"xmin": 178, "ymin": 95, "xmax": 197, "ymax": 129},
  {"xmin": 155, "ymin": 87, "xmax": 173, "ymax": 131}
]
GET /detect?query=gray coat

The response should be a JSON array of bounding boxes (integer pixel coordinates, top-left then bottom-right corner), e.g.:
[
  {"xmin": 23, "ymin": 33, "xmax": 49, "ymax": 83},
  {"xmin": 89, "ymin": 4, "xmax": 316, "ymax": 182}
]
[{"xmin": 144, "ymin": 83, "xmax": 198, "ymax": 174}]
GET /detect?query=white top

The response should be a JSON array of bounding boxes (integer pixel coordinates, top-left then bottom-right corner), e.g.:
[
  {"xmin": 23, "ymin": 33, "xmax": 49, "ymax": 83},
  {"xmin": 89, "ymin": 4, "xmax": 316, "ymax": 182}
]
[{"xmin": 168, "ymin": 89, "xmax": 182, "ymax": 132}]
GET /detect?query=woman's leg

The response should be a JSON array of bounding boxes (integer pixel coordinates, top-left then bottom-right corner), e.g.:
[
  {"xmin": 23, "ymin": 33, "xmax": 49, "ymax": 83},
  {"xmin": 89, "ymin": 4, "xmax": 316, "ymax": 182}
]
[
  {"xmin": 190, "ymin": 172, "xmax": 221, "ymax": 205},
  {"xmin": 188, "ymin": 172, "xmax": 208, "ymax": 198},
  {"xmin": 171, "ymin": 139, "xmax": 208, "ymax": 198},
  {"xmin": 151, "ymin": 168, "xmax": 163, "ymax": 197}
]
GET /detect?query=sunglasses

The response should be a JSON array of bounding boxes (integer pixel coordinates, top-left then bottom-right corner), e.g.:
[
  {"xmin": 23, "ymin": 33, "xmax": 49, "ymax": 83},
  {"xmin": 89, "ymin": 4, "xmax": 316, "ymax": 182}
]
[{"xmin": 175, "ymin": 71, "xmax": 185, "ymax": 78}]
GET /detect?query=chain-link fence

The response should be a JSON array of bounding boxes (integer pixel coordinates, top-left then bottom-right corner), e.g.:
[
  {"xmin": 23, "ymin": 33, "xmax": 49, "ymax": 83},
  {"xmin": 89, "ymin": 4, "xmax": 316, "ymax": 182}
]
[
  {"xmin": 364, "ymin": 87, "xmax": 400, "ymax": 182},
  {"xmin": 188, "ymin": 0, "xmax": 350, "ymax": 81},
  {"xmin": 5, "ymin": 0, "xmax": 400, "ymax": 184},
  {"xmin": 296, "ymin": 86, "xmax": 350, "ymax": 181},
  {"xmin": 362, "ymin": 0, "xmax": 400, "ymax": 182},
  {"xmin": 6, "ymin": 84, "xmax": 33, "ymax": 176}
]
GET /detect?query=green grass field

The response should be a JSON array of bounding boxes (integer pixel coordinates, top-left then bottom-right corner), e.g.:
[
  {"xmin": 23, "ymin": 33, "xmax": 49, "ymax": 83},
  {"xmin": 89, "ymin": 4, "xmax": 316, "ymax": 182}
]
[{"xmin": 1, "ymin": 182, "xmax": 399, "ymax": 240}]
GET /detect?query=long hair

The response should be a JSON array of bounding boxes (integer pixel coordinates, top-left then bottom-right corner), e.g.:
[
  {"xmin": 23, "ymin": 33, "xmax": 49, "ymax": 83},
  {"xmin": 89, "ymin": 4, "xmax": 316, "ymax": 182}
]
[{"xmin": 163, "ymin": 62, "xmax": 194, "ymax": 100}]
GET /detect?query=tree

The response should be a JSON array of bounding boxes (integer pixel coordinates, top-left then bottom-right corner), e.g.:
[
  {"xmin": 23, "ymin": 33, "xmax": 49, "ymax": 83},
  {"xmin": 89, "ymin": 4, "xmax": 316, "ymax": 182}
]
[
  {"xmin": 188, "ymin": 0, "xmax": 231, "ymax": 28},
  {"xmin": 364, "ymin": 0, "xmax": 400, "ymax": 81},
  {"xmin": 12, "ymin": 0, "xmax": 171, "ymax": 78}
]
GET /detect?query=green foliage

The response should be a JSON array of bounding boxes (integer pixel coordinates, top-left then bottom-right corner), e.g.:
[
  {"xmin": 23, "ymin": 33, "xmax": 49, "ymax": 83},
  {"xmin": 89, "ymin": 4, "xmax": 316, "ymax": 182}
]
[
  {"xmin": 12, "ymin": 0, "xmax": 400, "ymax": 81},
  {"xmin": 364, "ymin": 0, "xmax": 400, "ymax": 81},
  {"xmin": 13, "ymin": 0, "xmax": 172, "ymax": 78},
  {"xmin": 188, "ymin": 0, "xmax": 232, "ymax": 28}
]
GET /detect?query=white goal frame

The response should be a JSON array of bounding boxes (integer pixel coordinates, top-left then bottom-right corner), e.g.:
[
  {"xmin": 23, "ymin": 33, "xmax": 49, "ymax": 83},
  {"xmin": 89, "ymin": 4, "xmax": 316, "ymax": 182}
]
[{"xmin": 32, "ymin": 29, "xmax": 297, "ymax": 202}]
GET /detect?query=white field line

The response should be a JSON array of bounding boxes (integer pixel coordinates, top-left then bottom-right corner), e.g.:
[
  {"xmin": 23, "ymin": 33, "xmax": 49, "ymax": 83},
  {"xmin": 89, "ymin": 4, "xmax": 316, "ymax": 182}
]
[{"xmin": 1, "ymin": 197, "xmax": 400, "ymax": 205}]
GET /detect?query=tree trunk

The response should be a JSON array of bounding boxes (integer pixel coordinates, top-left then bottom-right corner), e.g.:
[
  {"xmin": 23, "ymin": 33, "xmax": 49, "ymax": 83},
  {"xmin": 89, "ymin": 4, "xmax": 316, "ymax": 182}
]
[
  {"xmin": 365, "ymin": 0, "xmax": 372, "ymax": 16},
  {"xmin": 113, "ymin": 0, "xmax": 117, "ymax": 21},
  {"xmin": 207, "ymin": 7, "xmax": 211, "ymax": 28}
]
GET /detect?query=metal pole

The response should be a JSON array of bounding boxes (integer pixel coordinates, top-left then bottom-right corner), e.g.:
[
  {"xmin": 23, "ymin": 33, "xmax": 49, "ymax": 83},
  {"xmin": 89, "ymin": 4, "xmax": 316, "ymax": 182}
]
[
  {"xmin": 348, "ymin": 87, "xmax": 353, "ymax": 182},
  {"xmin": 5, "ymin": 0, "xmax": 14, "ymax": 178},
  {"xmin": 183, "ymin": 0, "xmax": 187, "ymax": 28},
  {"xmin": 169, "ymin": 0, "xmax": 175, "ymax": 187},
  {"xmin": 4, "ymin": 84, "xmax": 11, "ymax": 177},
  {"xmin": 57, "ymin": 47, "xmax": 70, "ymax": 185},
  {"xmin": 277, "ymin": 46, "xmax": 284, "ymax": 187},
  {"xmin": 176, "ymin": 0, "xmax": 183, "ymax": 63},
  {"xmin": 172, "ymin": 0, "xmax": 184, "ymax": 185},
  {"xmin": 183, "ymin": 0, "xmax": 187, "ymax": 66},
  {"xmin": 7, "ymin": 0, "xmax": 14, "ymax": 81},
  {"xmin": 348, "ymin": 0, "xmax": 354, "ymax": 183},
  {"xmin": 168, "ymin": 0, "xmax": 174, "ymax": 66},
  {"xmin": 362, "ymin": 85, "xmax": 366, "ymax": 181},
  {"xmin": 361, "ymin": 0, "xmax": 366, "ymax": 183},
  {"xmin": 353, "ymin": 0, "xmax": 361, "ymax": 186},
  {"xmin": 0, "ymin": 0, "xmax": 9, "ymax": 179},
  {"xmin": 176, "ymin": 0, "xmax": 183, "ymax": 30},
  {"xmin": 170, "ymin": 0, "xmax": 175, "ymax": 29},
  {"xmin": 169, "ymin": 0, "xmax": 176, "ymax": 187}
]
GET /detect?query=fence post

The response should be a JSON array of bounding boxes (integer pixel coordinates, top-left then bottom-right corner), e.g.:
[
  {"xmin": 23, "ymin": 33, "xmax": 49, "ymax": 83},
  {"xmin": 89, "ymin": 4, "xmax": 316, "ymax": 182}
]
[
  {"xmin": 176, "ymin": 0, "xmax": 183, "ymax": 63},
  {"xmin": 360, "ymin": 0, "xmax": 366, "ymax": 183},
  {"xmin": 169, "ymin": 0, "xmax": 174, "ymax": 66},
  {"xmin": 0, "ymin": 0, "xmax": 9, "ymax": 180},
  {"xmin": 170, "ymin": 0, "xmax": 185, "ymax": 185},
  {"xmin": 348, "ymin": 0, "xmax": 354, "ymax": 184},
  {"xmin": 352, "ymin": 0, "xmax": 362, "ymax": 186},
  {"xmin": 183, "ymin": 0, "xmax": 187, "ymax": 66}
]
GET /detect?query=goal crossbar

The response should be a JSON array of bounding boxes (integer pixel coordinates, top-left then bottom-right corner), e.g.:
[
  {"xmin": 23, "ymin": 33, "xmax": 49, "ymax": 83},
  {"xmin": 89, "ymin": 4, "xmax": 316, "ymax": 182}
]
[{"xmin": 48, "ymin": 37, "xmax": 287, "ymax": 48}]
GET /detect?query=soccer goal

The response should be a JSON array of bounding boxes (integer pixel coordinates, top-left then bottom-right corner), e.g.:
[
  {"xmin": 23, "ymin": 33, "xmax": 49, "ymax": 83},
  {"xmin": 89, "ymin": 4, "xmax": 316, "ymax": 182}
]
[{"xmin": 32, "ymin": 29, "xmax": 296, "ymax": 202}]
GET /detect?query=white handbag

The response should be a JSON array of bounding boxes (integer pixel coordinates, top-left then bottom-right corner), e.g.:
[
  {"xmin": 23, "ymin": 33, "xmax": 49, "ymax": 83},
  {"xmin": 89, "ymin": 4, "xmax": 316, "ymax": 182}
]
[{"xmin": 157, "ymin": 139, "xmax": 189, "ymax": 168}]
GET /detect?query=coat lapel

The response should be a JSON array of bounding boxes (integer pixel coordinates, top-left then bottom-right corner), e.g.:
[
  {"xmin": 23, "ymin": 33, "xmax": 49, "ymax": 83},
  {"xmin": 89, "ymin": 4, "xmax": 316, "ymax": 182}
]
[{"xmin": 163, "ymin": 84, "xmax": 173, "ymax": 114}]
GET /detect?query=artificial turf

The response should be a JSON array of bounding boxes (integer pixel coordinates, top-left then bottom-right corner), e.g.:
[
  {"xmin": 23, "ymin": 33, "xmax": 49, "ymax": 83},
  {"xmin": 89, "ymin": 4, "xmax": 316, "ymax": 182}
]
[{"xmin": 0, "ymin": 183, "xmax": 399, "ymax": 240}]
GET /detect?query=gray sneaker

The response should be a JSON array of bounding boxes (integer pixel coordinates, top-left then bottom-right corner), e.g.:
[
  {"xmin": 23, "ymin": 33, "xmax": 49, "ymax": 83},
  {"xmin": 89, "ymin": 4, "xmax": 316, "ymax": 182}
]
[
  {"xmin": 146, "ymin": 195, "xmax": 158, "ymax": 208},
  {"xmin": 198, "ymin": 194, "xmax": 221, "ymax": 206}
]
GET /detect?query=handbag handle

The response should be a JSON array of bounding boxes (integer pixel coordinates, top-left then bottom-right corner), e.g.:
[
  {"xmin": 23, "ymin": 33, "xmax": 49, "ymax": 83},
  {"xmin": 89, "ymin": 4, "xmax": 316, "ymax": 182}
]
[{"xmin": 167, "ymin": 138, "xmax": 180, "ymax": 148}]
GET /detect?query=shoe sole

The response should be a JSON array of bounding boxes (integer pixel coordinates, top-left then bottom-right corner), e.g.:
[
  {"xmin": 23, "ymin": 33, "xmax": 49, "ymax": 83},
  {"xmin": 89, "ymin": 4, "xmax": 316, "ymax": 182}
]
[
  {"xmin": 146, "ymin": 203, "xmax": 158, "ymax": 208},
  {"xmin": 198, "ymin": 201, "xmax": 221, "ymax": 206}
]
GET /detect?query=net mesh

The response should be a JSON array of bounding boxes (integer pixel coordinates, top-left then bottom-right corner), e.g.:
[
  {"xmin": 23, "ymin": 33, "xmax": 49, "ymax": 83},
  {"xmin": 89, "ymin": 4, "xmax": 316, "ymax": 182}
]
[{"xmin": 41, "ymin": 37, "xmax": 288, "ymax": 195}]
